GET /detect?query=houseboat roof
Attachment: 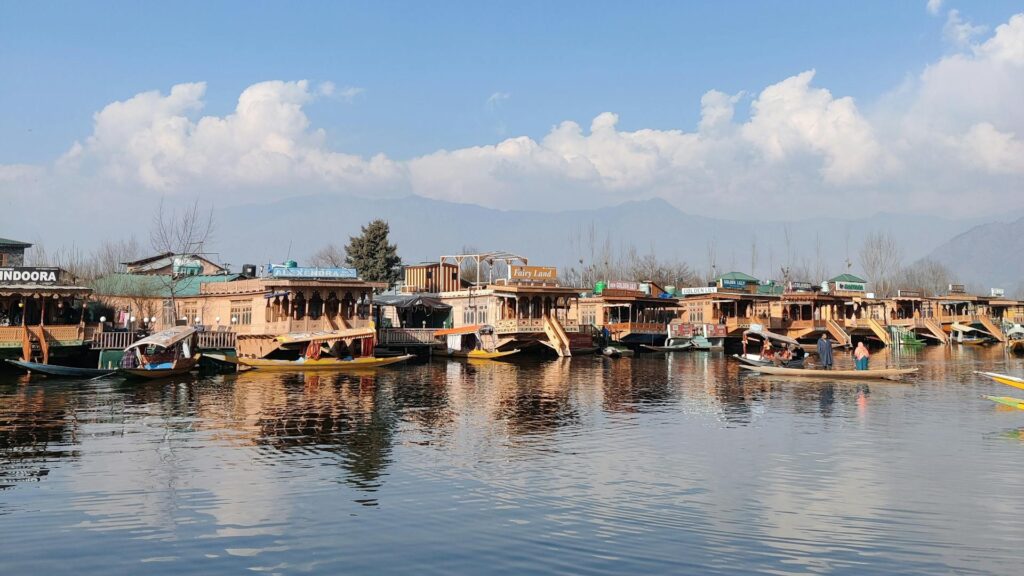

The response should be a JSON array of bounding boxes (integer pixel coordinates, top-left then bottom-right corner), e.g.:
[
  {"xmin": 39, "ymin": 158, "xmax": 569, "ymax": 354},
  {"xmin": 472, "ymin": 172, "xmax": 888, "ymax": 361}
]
[
  {"xmin": 829, "ymin": 273, "xmax": 867, "ymax": 283},
  {"xmin": 375, "ymin": 294, "xmax": 451, "ymax": 310},
  {"xmin": 126, "ymin": 325, "xmax": 196, "ymax": 350},
  {"xmin": 588, "ymin": 291, "xmax": 675, "ymax": 305},
  {"xmin": 486, "ymin": 284, "xmax": 581, "ymax": 296},
  {"xmin": 715, "ymin": 271, "xmax": 758, "ymax": 282},
  {"xmin": 0, "ymin": 237, "xmax": 32, "ymax": 248},
  {"xmin": 275, "ymin": 327, "xmax": 375, "ymax": 343},
  {"xmin": 92, "ymin": 273, "xmax": 242, "ymax": 298}
]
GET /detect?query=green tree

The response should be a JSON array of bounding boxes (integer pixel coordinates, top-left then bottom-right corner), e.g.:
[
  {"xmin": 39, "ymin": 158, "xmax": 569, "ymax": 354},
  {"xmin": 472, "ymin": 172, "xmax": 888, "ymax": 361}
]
[{"xmin": 345, "ymin": 220, "xmax": 402, "ymax": 289}]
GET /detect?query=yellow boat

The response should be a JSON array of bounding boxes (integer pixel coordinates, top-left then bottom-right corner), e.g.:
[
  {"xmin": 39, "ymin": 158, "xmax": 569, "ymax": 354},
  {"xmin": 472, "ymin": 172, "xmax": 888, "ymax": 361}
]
[
  {"xmin": 449, "ymin": 348, "xmax": 521, "ymax": 360},
  {"xmin": 975, "ymin": 371, "xmax": 1024, "ymax": 392},
  {"xmin": 238, "ymin": 354, "xmax": 412, "ymax": 371}
]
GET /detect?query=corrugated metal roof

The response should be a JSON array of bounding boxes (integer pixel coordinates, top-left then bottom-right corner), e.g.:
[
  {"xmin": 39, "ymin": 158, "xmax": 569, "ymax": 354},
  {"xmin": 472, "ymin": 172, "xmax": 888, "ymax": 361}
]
[
  {"xmin": 0, "ymin": 237, "xmax": 32, "ymax": 247},
  {"xmin": 716, "ymin": 271, "xmax": 759, "ymax": 282},
  {"xmin": 92, "ymin": 273, "xmax": 241, "ymax": 297},
  {"xmin": 830, "ymin": 273, "xmax": 867, "ymax": 283}
]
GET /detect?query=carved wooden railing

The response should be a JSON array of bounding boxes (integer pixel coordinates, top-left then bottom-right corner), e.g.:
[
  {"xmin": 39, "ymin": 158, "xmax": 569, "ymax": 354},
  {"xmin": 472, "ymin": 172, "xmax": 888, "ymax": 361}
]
[
  {"xmin": 494, "ymin": 318, "xmax": 579, "ymax": 334},
  {"xmin": 379, "ymin": 328, "xmax": 437, "ymax": 345}
]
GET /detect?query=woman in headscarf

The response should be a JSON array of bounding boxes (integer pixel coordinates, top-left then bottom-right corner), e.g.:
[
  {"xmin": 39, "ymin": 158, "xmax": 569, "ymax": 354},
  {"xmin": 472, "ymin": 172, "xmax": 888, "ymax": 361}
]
[{"xmin": 854, "ymin": 341, "xmax": 870, "ymax": 370}]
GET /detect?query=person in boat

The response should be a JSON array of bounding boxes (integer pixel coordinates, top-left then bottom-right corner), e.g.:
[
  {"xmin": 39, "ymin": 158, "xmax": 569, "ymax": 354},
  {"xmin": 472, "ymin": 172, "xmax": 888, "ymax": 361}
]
[
  {"xmin": 761, "ymin": 340, "xmax": 774, "ymax": 360},
  {"xmin": 817, "ymin": 334, "xmax": 833, "ymax": 369},
  {"xmin": 854, "ymin": 342, "xmax": 870, "ymax": 370},
  {"xmin": 775, "ymin": 346, "xmax": 793, "ymax": 367},
  {"xmin": 791, "ymin": 345, "xmax": 806, "ymax": 361},
  {"xmin": 742, "ymin": 333, "xmax": 749, "ymax": 355}
]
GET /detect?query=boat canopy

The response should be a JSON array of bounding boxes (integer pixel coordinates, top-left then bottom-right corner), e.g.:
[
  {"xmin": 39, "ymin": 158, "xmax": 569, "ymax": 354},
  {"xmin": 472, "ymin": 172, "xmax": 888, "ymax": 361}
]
[
  {"xmin": 435, "ymin": 324, "xmax": 491, "ymax": 336},
  {"xmin": 743, "ymin": 327, "xmax": 800, "ymax": 346},
  {"xmin": 275, "ymin": 327, "xmax": 375, "ymax": 344},
  {"xmin": 126, "ymin": 325, "xmax": 197, "ymax": 351},
  {"xmin": 951, "ymin": 323, "xmax": 980, "ymax": 333}
]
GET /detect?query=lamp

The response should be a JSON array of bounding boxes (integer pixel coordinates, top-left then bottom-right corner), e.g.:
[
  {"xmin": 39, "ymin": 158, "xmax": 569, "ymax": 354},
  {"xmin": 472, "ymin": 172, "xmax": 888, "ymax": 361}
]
[
  {"xmin": 100, "ymin": 316, "xmax": 106, "ymax": 323},
  {"xmin": 231, "ymin": 316, "xmax": 238, "ymax": 324},
  {"xmin": 194, "ymin": 316, "xmax": 201, "ymax": 323},
  {"xmin": 215, "ymin": 316, "xmax": 221, "ymax": 324}
]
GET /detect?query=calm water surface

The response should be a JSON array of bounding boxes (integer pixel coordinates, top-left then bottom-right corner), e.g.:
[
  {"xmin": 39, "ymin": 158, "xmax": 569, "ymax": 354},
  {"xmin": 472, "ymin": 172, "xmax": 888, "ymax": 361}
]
[{"xmin": 2, "ymin": 347, "xmax": 1023, "ymax": 574}]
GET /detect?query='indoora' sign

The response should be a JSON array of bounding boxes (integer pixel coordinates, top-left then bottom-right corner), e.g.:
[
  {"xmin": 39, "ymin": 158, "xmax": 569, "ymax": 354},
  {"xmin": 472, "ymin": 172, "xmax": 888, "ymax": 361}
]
[
  {"xmin": 0, "ymin": 267, "xmax": 61, "ymax": 285},
  {"xmin": 509, "ymin": 265, "xmax": 558, "ymax": 281}
]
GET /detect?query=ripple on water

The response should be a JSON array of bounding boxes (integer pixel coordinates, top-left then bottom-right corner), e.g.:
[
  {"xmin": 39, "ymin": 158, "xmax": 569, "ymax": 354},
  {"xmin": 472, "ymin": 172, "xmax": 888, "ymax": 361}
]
[{"xmin": 1, "ymin": 347, "xmax": 1024, "ymax": 574}]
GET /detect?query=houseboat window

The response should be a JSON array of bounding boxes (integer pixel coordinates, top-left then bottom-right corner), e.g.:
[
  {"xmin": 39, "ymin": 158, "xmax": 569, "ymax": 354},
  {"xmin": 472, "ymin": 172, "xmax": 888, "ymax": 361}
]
[
  {"xmin": 230, "ymin": 300, "xmax": 252, "ymax": 325},
  {"xmin": 476, "ymin": 305, "xmax": 488, "ymax": 324}
]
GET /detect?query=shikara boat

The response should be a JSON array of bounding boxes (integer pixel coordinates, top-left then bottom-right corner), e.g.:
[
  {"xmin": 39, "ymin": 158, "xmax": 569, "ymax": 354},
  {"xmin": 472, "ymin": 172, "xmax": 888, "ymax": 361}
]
[
  {"xmin": 237, "ymin": 327, "xmax": 412, "ymax": 371},
  {"xmin": 740, "ymin": 365, "xmax": 918, "ymax": 380},
  {"xmin": 641, "ymin": 338, "xmax": 693, "ymax": 353},
  {"xmin": 435, "ymin": 324, "xmax": 519, "ymax": 360},
  {"xmin": 983, "ymin": 395, "xmax": 1024, "ymax": 410},
  {"xmin": 117, "ymin": 326, "xmax": 200, "ymax": 379},
  {"xmin": 731, "ymin": 354, "xmax": 806, "ymax": 369},
  {"xmin": 975, "ymin": 371, "xmax": 1024, "ymax": 392},
  {"xmin": 5, "ymin": 359, "xmax": 115, "ymax": 378}
]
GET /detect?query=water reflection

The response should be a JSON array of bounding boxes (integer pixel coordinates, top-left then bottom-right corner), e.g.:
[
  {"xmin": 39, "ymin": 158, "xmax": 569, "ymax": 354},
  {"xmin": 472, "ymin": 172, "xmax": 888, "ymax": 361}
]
[{"xmin": 1, "ymin": 346, "xmax": 1023, "ymax": 574}]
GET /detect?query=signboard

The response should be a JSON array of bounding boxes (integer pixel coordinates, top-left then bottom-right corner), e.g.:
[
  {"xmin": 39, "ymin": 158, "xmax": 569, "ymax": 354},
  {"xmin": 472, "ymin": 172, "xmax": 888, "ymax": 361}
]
[
  {"xmin": 720, "ymin": 279, "xmax": 748, "ymax": 290},
  {"xmin": 836, "ymin": 281, "xmax": 866, "ymax": 292},
  {"xmin": 0, "ymin": 267, "xmax": 62, "ymax": 285},
  {"xmin": 991, "ymin": 288, "xmax": 1005, "ymax": 297},
  {"xmin": 270, "ymin": 266, "xmax": 358, "ymax": 279},
  {"xmin": 508, "ymin": 265, "xmax": 558, "ymax": 281},
  {"xmin": 897, "ymin": 289, "xmax": 922, "ymax": 298},
  {"xmin": 607, "ymin": 281, "xmax": 640, "ymax": 292},
  {"xmin": 949, "ymin": 284, "xmax": 965, "ymax": 294},
  {"xmin": 670, "ymin": 323, "xmax": 695, "ymax": 338},
  {"xmin": 677, "ymin": 286, "xmax": 717, "ymax": 296},
  {"xmin": 788, "ymin": 281, "xmax": 813, "ymax": 292}
]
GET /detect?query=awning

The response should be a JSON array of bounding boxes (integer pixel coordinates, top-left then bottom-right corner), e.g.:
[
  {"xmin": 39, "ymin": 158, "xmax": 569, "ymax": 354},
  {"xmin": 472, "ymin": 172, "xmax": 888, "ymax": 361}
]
[
  {"xmin": 435, "ymin": 324, "xmax": 486, "ymax": 336},
  {"xmin": 276, "ymin": 327, "xmax": 375, "ymax": 344},
  {"xmin": 126, "ymin": 326, "xmax": 196, "ymax": 350},
  {"xmin": 743, "ymin": 327, "xmax": 800, "ymax": 346}
]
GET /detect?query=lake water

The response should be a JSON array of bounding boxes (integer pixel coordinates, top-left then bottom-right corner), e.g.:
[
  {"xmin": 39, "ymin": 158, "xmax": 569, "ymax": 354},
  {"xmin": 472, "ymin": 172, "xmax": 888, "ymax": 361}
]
[{"xmin": 2, "ymin": 346, "xmax": 1023, "ymax": 575}]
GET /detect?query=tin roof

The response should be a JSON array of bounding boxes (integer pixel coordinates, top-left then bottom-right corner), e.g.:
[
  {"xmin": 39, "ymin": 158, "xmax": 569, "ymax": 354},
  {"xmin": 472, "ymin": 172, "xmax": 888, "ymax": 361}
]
[{"xmin": 0, "ymin": 237, "xmax": 32, "ymax": 248}]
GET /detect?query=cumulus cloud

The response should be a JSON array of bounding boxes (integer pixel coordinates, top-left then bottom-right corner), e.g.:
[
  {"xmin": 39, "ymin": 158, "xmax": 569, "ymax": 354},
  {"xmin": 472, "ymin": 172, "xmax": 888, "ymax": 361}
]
[
  {"xmin": 486, "ymin": 91, "xmax": 511, "ymax": 110},
  {"xmin": 944, "ymin": 9, "xmax": 988, "ymax": 48},
  {"xmin": 2, "ymin": 12, "xmax": 1024, "ymax": 225},
  {"xmin": 927, "ymin": 0, "xmax": 943, "ymax": 16}
]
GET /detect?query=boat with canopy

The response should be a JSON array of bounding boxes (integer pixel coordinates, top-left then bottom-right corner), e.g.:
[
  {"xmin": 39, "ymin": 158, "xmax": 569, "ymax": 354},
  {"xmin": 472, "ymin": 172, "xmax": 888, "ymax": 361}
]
[
  {"xmin": 732, "ymin": 326, "xmax": 806, "ymax": 368},
  {"xmin": 435, "ymin": 324, "xmax": 520, "ymax": 360},
  {"xmin": 117, "ymin": 325, "xmax": 200, "ymax": 379},
  {"xmin": 237, "ymin": 326, "xmax": 412, "ymax": 370}
]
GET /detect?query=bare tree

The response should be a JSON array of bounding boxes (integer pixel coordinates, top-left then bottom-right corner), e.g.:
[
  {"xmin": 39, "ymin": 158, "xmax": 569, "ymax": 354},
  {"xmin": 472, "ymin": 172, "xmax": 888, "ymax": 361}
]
[
  {"xmin": 309, "ymin": 244, "xmax": 346, "ymax": 267},
  {"xmin": 898, "ymin": 259, "xmax": 955, "ymax": 296},
  {"xmin": 859, "ymin": 231, "xmax": 903, "ymax": 297},
  {"xmin": 149, "ymin": 197, "xmax": 216, "ymax": 312}
]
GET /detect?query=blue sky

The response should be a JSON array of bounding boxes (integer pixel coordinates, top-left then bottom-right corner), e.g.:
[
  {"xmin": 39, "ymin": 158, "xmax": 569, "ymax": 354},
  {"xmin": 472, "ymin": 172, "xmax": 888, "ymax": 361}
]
[
  {"xmin": 2, "ymin": 0, "xmax": 1023, "ymax": 232},
  {"xmin": 2, "ymin": 0, "xmax": 1020, "ymax": 162}
]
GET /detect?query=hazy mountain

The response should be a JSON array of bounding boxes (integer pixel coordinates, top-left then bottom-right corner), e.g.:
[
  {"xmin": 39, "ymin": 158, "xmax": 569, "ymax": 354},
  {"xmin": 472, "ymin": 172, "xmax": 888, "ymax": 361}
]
[
  {"xmin": 213, "ymin": 193, "xmax": 990, "ymax": 283},
  {"xmin": 926, "ymin": 217, "xmax": 1024, "ymax": 296}
]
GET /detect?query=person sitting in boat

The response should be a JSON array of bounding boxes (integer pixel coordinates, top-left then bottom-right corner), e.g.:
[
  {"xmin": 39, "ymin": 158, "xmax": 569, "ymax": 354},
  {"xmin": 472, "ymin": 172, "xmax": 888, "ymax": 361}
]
[
  {"xmin": 761, "ymin": 340, "xmax": 774, "ymax": 360},
  {"xmin": 791, "ymin": 345, "xmax": 806, "ymax": 361},
  {"xmin": 775, "ymin": 346, "xmax": 793, "ymax": 366},
  {"xmin": 854, "ymin": 342, "xmax": 870, "ymax": 370}
]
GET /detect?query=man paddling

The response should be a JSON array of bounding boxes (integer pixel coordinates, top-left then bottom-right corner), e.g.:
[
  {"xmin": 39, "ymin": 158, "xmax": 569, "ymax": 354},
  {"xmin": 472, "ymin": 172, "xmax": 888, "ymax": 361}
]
[{"xmin": 817, "ymin": 333, "xmax": 834, "ymax": 369}]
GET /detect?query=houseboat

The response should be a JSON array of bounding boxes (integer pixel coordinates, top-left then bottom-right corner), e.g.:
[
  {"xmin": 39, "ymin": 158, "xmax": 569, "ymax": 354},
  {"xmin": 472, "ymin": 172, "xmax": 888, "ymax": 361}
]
[{"xmin": 575, "ymin": 281, "xmax": 677, "ymax": 350}]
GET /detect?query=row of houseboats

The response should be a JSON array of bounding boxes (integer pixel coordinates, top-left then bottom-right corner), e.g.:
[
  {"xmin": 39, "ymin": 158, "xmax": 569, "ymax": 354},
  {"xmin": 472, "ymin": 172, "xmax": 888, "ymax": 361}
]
[{"xmin": 3, "ymin": 243, "xmax": 1022, "ymax": 382}]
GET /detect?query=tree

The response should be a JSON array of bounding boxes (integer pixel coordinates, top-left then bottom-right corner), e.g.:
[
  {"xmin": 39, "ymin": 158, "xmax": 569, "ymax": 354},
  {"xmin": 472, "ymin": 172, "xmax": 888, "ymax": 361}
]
[
  {"xmin": 344, "ymin": 220, "xmax": 402, "ymax": 289},
  {"xmin": 149, "ymin": 197, "xmax": 216, "ymax": 312},
  {"xmin": 898, "ymin": 259, "xmax": 955, "ymax": 296},
  {"xmin": 309, "ymin": 244, "xmax": 345, "ymax": 267},
  {"xmin": 859, "ymin": 231, "xmax": 903, "ymax": 297}
]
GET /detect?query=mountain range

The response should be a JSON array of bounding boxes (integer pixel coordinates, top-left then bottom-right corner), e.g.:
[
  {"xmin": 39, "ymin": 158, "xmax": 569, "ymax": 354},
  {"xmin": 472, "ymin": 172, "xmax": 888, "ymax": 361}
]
[{"xmin": 209, "ymin": 193, "xmax": 1020, "ymax": 293}]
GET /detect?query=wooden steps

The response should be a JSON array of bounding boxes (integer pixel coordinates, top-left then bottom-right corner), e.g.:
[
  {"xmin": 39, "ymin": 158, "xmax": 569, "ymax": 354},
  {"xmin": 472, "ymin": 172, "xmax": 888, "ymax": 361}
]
[{"xmin": 543, "ymin": 313, "xmax": 572, "ymax": 357}]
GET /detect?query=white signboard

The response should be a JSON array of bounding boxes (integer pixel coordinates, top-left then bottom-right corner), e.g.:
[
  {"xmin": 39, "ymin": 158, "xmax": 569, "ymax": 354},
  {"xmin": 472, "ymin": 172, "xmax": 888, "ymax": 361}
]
[{"xmin": 677, "ymin": 286, "xmax": 718, "ymax": 296}]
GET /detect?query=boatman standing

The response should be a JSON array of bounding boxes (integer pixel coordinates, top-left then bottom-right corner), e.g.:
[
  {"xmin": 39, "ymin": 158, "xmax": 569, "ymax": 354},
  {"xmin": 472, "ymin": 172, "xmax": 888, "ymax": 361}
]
[{"xmin": 817, "ymin": 333, "xmax": 834, "ymax": 369}]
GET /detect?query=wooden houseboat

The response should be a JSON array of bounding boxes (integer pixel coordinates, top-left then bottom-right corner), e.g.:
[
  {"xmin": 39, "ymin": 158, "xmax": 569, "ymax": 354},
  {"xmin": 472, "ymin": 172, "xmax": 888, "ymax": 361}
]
[
  {"xmin": 575, "ymin": 281, "xmax": 677, "ymax": 349},
  {"xmin": 1, "ymin": 237, "xmax": 101, "ymax": 365},
  {"xmin": 432, "ymin": 253, "xmax": 587, "ymax": 357}
]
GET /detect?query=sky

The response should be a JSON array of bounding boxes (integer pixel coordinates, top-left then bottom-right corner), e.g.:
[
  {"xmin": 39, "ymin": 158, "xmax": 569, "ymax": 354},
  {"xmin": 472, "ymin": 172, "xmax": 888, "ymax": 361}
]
[{"xmin": 2, "ymin": 0, "xmax": 1024, "ymax": 243}]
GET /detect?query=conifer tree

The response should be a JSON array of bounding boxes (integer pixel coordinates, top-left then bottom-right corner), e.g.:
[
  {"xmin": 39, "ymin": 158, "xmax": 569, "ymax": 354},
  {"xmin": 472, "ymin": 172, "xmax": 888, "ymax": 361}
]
[{"xmin": 344, "ymin": 219, "xmax": 402, "ymax": 290}]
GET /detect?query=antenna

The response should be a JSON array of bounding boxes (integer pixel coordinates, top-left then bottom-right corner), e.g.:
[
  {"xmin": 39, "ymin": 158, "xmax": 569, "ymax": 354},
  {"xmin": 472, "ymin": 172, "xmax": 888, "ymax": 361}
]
[{"xmin": 286, "ymin": 240, "xmax": 293, "ymax": 260}]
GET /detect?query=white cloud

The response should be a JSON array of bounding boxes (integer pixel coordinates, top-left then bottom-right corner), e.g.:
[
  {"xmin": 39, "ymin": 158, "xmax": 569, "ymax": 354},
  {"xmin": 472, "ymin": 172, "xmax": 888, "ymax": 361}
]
[
  {"xmin": 944, "ymin": 9, "xmax": 988, "ymax": 48},
  {"xmin": 486, "ymin": 91, "xmax": 511, "ymax": 109},
  {"xmin": 338, "ymin": 86, "xmax": 365, "ymax": 102},
  {"xmin": 927, "ymin": 0, "xmax": 943, "ymax": 17},
  {"xmin": 3, "ymin": 12, "xmax": 1024, "ymax": 226}
]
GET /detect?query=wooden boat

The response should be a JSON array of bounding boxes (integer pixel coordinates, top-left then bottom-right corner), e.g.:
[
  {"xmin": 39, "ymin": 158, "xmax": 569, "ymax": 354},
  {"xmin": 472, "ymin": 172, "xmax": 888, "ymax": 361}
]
[
  {"xmin": 117, "ymin": 326, "xmax": 201, "ymax": 379},
  {"xmin": 731, "ymin": 354, "xmax": 805, "ymax": 369},
  {"xmin": 237, "ymin": 326, "xmax": 412, "ymax": 371},
  {"xmin": 239, "ymin": 355, "xmax": 412, "ymax": 371},
  {"xmin": 5, "ymin": 359, "xmax": 115, "ymax": 378},
  {"xmin": 983, "ymin": 395, "xmax": 1024, "ymax": 410},
  {"xmin": 1007, "ymin": 340, "xmax": 1024, "ymax": 356},
  {"xmin": 740, "ymin": 364, "xmax": 918, "ymax": 380},
  {"xmin": 641, "ymin": 338, "xmax": 693, "ymax": 353},
  {"xmin": 602, "ymin": 345, "xmax": 634, "ymax": 358},
  {"xmin": 435, "ymin": 324, "xmax": 518, "ymax": 360},
  {"xmin": 975, "ymin": 371, "xmax": 1024, "ymax": 392}
]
